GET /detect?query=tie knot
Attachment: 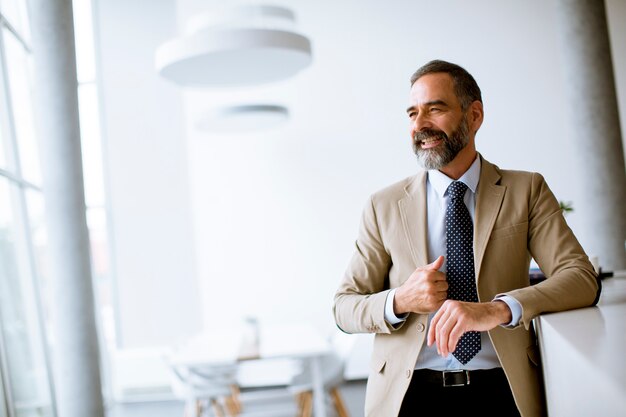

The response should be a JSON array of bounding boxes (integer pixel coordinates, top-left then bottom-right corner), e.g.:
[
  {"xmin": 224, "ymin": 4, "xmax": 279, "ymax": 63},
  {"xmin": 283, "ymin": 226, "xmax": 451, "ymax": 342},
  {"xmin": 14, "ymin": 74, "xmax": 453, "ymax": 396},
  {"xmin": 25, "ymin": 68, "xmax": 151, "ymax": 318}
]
[{"xmin": 447, "ymin": 181, "xmax": 468, "ymax": 200}]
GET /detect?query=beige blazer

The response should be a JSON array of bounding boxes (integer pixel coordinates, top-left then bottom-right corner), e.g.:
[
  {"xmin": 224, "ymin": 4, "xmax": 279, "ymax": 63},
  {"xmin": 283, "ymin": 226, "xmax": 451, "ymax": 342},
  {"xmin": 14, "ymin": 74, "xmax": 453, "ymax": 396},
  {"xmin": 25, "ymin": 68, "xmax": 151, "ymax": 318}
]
[{"xmin": 333, "ymin": 156, "xmax": 599, "ymax": 417}]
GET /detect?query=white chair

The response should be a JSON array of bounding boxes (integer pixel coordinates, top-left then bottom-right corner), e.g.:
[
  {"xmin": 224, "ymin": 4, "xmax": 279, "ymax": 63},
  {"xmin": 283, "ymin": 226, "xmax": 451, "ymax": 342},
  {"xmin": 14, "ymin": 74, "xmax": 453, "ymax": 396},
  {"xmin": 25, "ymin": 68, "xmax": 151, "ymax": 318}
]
[
  {"xmin": 170, "ymin": 363, "xmax": 240, "ymax": 417},
  {"xmin": 231, "ymin": 358, "xmax": 302, "ymax": 417},
  {"xmin": 288, "ymin": 331, "xmax": 354, "ymax": 417},
  {"xmin": 170, "ymin": 360, "xmax": 302, "ymax": 417},
  {"xmin": 167, "ymin": 328, "xmax": 329, "ymax": 417}
]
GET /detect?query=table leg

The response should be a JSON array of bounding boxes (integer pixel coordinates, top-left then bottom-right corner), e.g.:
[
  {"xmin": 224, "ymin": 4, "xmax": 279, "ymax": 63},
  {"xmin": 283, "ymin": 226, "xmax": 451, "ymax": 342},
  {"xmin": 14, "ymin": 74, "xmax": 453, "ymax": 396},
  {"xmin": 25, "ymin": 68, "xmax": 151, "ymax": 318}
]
[{"xmin": 310, "ymin": 355, "xmax": 327, "ymax": 417}]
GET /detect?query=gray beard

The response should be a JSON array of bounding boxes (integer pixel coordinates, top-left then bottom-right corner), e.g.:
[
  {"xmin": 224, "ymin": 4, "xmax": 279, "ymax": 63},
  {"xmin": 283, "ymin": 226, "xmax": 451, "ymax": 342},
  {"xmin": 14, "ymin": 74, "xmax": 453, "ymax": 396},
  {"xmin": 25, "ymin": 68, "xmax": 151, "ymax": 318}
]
[{"xmin": 413, "ymin": 116, "xmax": 470, "ymax": 170}]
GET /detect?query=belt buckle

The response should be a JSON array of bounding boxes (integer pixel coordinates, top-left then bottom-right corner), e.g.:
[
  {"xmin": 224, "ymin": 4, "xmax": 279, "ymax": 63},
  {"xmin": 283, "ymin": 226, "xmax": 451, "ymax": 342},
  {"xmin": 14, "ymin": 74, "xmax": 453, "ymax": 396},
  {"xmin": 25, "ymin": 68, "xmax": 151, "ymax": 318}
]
[{"xmin": 442, "ymin": 370, "xmax": 470, "ymax": 387}]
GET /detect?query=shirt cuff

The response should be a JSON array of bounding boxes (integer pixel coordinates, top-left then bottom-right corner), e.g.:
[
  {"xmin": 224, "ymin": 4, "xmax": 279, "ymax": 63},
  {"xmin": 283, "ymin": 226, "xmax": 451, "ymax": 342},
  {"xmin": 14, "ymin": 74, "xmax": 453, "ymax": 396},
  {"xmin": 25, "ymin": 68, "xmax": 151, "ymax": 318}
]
[
  {"xmin": 493, "ymin": 294, "xmax": 522, "ymax": 327},
  {"xmin": 384, "ymin": 288, "xmax": 408, "ymax": 325}
]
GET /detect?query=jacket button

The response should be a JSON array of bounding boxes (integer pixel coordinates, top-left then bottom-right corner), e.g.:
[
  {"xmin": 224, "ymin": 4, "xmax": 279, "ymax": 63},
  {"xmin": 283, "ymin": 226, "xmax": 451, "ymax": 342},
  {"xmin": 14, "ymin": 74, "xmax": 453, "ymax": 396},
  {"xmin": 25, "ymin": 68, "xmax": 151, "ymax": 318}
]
[
  {"xmin": 406, "ymin": 369, "xmax": 412, "ymax": 378},
  {"xmin": 416, "ymin": 323, "xmax": 425, "ymax": 332}
]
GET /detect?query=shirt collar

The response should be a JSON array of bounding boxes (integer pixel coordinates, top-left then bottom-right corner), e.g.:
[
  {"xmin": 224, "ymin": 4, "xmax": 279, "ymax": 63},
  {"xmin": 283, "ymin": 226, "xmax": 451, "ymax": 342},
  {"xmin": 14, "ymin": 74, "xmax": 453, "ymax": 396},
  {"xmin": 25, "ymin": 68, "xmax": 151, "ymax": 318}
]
[{"xmin": 427, "ymin": 155, "xmax": 481, "ymax": 198}]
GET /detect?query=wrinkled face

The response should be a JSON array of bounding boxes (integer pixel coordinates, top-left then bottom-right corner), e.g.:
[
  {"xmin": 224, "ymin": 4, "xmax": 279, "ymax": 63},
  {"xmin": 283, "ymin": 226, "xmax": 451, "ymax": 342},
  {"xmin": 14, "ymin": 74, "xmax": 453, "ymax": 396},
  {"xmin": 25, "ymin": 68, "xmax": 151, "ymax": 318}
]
[{"xmin": 407, "ymin": 73, "xmax": 471, "ymax": 170}]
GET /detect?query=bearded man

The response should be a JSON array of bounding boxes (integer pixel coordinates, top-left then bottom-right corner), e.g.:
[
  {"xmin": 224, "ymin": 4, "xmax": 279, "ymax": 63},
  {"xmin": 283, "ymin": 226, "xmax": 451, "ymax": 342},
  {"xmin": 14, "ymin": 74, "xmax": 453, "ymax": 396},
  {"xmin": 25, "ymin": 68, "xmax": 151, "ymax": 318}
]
[{"xmin": 333, "ymin": 60, "xmax": 599, "ymax": 417}]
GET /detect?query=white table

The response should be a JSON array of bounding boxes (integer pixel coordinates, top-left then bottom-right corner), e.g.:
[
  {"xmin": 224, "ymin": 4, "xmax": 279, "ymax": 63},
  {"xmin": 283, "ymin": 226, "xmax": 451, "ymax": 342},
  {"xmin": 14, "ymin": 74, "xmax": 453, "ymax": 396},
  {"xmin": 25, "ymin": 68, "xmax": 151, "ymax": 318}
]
[
  {"xmin": 169, "ymin": 323, "xmax": 332, "ymax": 417},
  {"xmin": 534, "ymin": 271, "xmax": 626, "ymax": 417}
]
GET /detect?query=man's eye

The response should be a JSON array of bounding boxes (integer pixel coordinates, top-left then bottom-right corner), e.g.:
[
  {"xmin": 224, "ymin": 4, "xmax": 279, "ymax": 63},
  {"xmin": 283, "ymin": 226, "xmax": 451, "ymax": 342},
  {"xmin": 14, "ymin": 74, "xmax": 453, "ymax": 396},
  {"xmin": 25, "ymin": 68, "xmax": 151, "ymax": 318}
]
[
  {"xmin": 430, "ymin": 108, "xmax": 441, "ymax": 113},
  {"xmin": 408, "ymin": 112, "xmax": 417, "ymax": 119}
]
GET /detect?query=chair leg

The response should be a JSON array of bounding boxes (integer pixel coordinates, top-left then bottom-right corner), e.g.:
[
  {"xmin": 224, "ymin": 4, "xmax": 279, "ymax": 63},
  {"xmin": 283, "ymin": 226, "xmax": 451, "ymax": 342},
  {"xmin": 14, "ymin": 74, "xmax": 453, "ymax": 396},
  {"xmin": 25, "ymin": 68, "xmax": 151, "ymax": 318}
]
[
  {"xmin": 227, "ymin": 384, "xmax": 242, "ymax": 415},
  {"xmin": 299, "ymin": 391, "xmax": 313, "ymax": 417},
  {"xmin": 295, "ymin": 392, "xmax": 306, "ymax": 412},
  {"xmin": 210, "ymin": 398, "xmax": 225, "ymax": 417},
  {"xmin": 224, "ymin": 395, "xmax": 239, "ymax": 417},
  {"xmin": 331, "ymin": 387, "xmax": 350, "ymax": 417}
]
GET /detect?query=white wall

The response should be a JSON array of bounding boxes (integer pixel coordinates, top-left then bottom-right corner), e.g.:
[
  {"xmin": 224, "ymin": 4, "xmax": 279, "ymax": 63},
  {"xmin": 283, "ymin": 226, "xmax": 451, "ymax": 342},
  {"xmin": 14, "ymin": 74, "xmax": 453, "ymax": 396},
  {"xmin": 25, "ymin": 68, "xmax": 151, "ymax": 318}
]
[
  {"xmin": 94, "ymin": 0, "xmax": 626, "ymax": 349},
  {"xmin": 95, "ymin": 0, "xmax": 201, "ymax": 348},
  {"xmin": 177, "ymin": 0, "xmax": 626, "ymax": 336}
]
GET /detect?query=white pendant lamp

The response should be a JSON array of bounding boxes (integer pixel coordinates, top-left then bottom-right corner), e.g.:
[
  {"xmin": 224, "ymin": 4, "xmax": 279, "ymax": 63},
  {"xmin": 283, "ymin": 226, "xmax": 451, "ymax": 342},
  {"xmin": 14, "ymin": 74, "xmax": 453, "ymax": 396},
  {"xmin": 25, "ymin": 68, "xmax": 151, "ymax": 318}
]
[
  {"xmin": 195, "ymin": 104, "xmax": 289, "ymax": 133},
  {"xmin": 155, "ymin": 5, "xmax": 312, "ymax": 87}
]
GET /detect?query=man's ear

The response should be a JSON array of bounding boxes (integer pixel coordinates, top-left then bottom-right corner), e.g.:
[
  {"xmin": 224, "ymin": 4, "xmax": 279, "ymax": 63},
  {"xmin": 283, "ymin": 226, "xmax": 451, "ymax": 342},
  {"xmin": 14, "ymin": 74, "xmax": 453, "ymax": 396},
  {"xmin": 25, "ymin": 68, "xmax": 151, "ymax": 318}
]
[{"xmin": 469, "ymin": 100, "xmax": 484, "ymax": 132}]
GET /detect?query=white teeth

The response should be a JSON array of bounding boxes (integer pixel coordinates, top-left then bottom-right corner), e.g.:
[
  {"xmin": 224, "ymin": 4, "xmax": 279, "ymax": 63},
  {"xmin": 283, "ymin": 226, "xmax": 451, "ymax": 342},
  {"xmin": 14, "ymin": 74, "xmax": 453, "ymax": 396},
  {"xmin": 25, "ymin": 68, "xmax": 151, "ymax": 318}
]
[{"xmin": 421, "ymin": 138, "xmax": 441, "ymax": 144}]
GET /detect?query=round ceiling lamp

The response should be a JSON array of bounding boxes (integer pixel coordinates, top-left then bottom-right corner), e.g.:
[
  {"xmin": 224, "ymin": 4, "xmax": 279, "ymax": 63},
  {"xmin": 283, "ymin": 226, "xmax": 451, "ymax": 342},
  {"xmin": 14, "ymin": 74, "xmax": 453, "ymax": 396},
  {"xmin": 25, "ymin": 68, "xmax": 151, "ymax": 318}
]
[
  {"xmin": 155, "ymin": 5, "xmax": 312, "ymax": 87},
  {"xmin": 195, "ymin": 104, "xmax": 289, "ymax": 133}
]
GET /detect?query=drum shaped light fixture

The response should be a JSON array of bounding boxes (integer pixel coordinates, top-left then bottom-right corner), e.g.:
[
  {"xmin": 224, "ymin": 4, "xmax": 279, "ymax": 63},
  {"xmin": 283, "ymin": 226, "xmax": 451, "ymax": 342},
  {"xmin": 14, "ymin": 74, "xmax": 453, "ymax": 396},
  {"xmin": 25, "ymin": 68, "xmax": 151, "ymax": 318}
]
[
  {"xmin": 155, "ymin": 5, "xmax": 312, "ymax": 87},
  {"xmin": 195, "ymin": 104, "xmax": 289, "ymax": 133}
]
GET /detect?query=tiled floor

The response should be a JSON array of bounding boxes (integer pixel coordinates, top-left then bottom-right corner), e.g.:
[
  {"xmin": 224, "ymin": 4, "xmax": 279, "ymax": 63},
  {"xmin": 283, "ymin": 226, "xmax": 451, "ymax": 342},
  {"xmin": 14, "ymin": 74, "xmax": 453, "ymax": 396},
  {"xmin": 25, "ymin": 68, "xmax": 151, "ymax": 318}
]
[{"xmin": 106, "ymin": 379, "xmax": 367, "ymax": 417}]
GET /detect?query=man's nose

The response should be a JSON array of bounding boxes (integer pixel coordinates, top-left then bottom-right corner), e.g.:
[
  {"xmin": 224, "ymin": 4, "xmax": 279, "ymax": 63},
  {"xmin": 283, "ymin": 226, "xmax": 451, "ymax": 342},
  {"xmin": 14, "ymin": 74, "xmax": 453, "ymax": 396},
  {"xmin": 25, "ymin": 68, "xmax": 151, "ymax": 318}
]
[{"xmin": 412, "ymin": 113, "xmax": 432, "ymax": 133}]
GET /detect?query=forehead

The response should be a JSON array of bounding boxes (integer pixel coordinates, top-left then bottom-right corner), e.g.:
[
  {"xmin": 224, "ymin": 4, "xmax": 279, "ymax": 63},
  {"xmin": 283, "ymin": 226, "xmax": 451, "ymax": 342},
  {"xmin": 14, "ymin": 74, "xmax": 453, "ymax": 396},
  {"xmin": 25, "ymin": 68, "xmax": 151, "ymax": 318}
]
[{"xmin": 409, "ymin": 72, "xmax": 459, "ymax": 106}]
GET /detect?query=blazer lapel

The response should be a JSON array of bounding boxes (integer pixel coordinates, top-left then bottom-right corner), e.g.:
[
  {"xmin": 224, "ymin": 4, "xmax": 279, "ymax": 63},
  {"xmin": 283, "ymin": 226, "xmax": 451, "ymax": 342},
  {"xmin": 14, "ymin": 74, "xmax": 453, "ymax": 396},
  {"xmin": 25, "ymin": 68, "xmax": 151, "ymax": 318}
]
[
  {"xmin": 474, "ymin": 157, "xmax": 506, "ymax": 283},
  {"xmin": 398, "ymin": 171, "xmax": 429, "ymax": 268}
]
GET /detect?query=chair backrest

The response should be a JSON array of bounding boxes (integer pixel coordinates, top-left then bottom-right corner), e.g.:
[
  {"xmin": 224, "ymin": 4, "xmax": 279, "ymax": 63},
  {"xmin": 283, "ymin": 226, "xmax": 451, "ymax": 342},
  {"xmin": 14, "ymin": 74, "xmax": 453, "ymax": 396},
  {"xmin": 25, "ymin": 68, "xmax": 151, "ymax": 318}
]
[
  {"xmin": 169, "ymin": 363, "xmax": 237, "ymax": 400},
  {"xmin": 289, "ymin": 330, "xmax": 359, "ymax": 391}
]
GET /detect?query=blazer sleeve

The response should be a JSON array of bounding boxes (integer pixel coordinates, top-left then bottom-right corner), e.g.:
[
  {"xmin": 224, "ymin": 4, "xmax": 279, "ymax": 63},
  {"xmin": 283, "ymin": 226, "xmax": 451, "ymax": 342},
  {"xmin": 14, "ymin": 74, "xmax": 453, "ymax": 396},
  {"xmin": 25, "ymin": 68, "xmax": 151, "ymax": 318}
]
[
  {"xmin": 504, "ymin": 172, "xmax": 599, "ymax": 329},
  {"xmin": 333, "ymin": 195, "xmax": 401, "ymax": 334}
]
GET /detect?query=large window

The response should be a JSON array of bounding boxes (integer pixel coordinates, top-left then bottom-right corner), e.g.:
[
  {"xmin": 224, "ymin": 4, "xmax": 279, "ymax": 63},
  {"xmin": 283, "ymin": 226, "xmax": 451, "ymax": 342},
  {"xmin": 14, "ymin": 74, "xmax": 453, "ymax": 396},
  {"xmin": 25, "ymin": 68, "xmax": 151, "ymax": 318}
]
[
  {"xmin": 0, "ymin": 0, "xmax": 54, "ymax": 415},
  {"xmin": 0, "ymin": 0, "xmax": 110, "ymax": 415},
  {"xmin": 0, "ymin": 179, "xmax": 51, "ymax": 417}
]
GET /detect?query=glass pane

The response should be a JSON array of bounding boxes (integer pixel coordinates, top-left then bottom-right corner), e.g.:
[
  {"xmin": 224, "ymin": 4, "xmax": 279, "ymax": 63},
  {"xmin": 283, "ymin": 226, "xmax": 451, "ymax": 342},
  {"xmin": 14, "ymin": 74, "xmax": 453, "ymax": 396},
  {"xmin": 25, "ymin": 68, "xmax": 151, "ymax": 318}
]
[
  {"xmin": 0, "ymin": 128, "xmax": 6, "ymax": 169},
  {"xmin": 86, "ymin": 207, "xmax": 114, "ymax": 401},
  {"xmin": 0, "ymin": 179, "xmax": 53, "ymax": 417},
  {"xmin": 0, "ymin": 372, "xmax": 8, "ymax": 417},
  {"xmin": 78, "ymin": 83, "xmax": 105, "ymax": 207},
  {"xmin": 0, "ymin": 0, "xmax": 30, "ymax": 42},
  {"xmin": 73, "ymin": 0, "xmax": 96, "ymax": 83},
  {"xmin": 0, "ymin": 45, "xmax": 12, "ymax": 173},
  {"xmin": 87, "ymin": 208, "xmax": 109, "ymax": 289},
  {"xmin": 23, "ymin": 190, "xmax": 49, "ymax": 335},
  {"xmin": 3, "ymin": 29, "xmax": 40, "ymax": 185}
]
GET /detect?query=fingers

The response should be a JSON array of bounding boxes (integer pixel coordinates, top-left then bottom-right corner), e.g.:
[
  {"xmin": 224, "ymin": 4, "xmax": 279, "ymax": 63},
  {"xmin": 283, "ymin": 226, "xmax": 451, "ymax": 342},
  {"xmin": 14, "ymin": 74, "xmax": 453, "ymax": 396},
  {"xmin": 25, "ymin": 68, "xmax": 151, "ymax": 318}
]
[
  {"xmin": 421, "ymin": 285, "xmax": 447, "ymax": 316},
  {"xmin": 427, "ymin": 313, "xmax": 436, "ymax": 347},
  {"xmin": 427, "ymin": 303, "xmax": 445, "ymax": 348},
  {"xmin": 447, "ymin": 324, "xmax": 465, "ymax": 354},
  {"xmin": 434, "ymin": 279, "xmax": 449, "ymax": 292},
  {"xmin": 435, "ymin": 308, "xmax": 453, "ymax": 355},
  {"xmin": 400, "ymin": 257, "xmax": 448, "ymax": 314},
  {"xmin": 428, "ymin": 301, "xmax": 464, "ymax": 357},
  {"xmin": 424, "ymin": 255, "xmax": 444, "ymax": 271}
]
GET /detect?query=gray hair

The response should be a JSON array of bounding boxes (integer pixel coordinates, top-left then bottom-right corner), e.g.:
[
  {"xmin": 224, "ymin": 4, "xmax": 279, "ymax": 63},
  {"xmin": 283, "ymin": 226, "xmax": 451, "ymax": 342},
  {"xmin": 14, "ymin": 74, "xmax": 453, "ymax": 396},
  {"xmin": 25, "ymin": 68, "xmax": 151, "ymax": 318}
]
[{"xmin": 410, "ymin": 60, "xmax": 482, "ymax": 111}]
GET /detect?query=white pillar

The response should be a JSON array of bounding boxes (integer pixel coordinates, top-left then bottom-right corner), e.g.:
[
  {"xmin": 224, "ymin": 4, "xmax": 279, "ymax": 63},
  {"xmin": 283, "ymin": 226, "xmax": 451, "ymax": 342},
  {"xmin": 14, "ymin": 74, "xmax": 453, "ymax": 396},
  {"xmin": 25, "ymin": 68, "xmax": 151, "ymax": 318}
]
[
  {"xmin": 27, "ymin": 0, "xmax": 105, "ymax": 416},
  {"xmin": 555, "ymin": 0, "xmax": 626, "ymax": 270}
]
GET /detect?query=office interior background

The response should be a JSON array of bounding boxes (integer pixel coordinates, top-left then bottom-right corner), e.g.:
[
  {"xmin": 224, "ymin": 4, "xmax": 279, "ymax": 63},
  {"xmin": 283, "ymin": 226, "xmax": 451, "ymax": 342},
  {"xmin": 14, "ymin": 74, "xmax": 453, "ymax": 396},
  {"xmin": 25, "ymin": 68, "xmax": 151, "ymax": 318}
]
[{"xmin": 0, "ymin": 0, "xmax": 625, "ymax": 416}]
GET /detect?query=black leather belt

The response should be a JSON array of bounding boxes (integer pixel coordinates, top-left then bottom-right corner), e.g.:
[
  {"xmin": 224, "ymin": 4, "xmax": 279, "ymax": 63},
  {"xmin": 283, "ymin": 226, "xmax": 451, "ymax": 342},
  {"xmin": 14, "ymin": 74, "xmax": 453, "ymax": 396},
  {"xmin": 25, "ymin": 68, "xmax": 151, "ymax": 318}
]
[{"xmin": 414, "ymin": 368, "xmax": 505, "ymax": 387}]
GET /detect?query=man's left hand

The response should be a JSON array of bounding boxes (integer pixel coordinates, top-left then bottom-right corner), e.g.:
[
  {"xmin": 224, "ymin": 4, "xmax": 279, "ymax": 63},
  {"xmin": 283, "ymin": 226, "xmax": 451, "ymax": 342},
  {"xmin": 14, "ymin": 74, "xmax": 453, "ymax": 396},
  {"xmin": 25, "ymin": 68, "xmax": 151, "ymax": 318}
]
[{"xmin": 427, "ymin": 300, "xmax": 512, "ymax": 357}]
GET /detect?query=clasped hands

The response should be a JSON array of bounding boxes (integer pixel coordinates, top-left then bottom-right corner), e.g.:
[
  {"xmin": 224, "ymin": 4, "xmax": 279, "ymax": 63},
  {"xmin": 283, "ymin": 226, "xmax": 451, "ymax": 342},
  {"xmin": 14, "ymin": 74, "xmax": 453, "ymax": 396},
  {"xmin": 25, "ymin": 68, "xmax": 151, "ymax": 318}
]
[{"xmin": 393, "ymin": 255, "xmax": 512, "ymax": 358}]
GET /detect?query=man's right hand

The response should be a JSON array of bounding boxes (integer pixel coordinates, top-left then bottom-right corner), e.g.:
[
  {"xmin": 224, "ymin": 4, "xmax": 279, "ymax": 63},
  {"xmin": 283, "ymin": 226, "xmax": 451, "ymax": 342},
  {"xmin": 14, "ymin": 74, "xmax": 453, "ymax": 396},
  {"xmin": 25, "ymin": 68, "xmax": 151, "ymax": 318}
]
[{"xmin": 393, "ymin": 256, "xmax": 448, "ymax": 315}]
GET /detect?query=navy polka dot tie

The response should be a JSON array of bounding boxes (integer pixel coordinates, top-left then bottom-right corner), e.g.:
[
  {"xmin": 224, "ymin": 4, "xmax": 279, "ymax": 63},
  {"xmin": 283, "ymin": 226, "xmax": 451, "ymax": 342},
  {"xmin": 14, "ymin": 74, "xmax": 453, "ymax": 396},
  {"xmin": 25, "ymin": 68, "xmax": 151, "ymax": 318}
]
[{"xmin": 445, "ymin": 181, "xmax": 481, "ymax": 365}]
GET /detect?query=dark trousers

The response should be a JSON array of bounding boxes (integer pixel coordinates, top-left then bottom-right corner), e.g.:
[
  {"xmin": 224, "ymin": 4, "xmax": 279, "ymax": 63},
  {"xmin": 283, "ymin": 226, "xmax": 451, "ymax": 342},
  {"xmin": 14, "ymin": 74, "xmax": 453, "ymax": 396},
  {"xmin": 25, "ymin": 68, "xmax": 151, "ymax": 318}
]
[{"xmin": 398, "ymin": 368, "xmax": 521, "ymax": 417}]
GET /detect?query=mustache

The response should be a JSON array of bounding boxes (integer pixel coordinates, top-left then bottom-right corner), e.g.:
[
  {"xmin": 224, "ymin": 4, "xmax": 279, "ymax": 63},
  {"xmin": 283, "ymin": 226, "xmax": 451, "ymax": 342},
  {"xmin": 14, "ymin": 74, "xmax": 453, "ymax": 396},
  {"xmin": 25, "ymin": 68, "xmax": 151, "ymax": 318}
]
[{"xmin": 413, "ymin": 129, "xmax": 449, "ymax": 143}]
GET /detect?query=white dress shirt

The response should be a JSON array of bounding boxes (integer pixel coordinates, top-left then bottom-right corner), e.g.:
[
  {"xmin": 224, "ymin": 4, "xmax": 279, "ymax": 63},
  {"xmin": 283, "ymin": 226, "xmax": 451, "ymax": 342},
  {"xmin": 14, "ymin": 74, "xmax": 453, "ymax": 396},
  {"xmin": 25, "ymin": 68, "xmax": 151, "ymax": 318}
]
[{"xmin": 384, "ymin": 156, "xmax": 522, "ymax": 370}]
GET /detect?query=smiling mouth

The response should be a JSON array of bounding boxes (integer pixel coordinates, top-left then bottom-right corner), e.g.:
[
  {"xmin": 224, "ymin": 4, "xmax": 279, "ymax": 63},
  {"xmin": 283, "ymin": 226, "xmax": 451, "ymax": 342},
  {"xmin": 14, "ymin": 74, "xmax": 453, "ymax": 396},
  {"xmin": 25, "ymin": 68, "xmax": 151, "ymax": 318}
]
[
  {"xmin": 414, "ymin": 129, "xmax": 448, "ymax": 150},
  {"xmin": 420, "ymin": 137, "xmax": 443, "ymax": 149}
]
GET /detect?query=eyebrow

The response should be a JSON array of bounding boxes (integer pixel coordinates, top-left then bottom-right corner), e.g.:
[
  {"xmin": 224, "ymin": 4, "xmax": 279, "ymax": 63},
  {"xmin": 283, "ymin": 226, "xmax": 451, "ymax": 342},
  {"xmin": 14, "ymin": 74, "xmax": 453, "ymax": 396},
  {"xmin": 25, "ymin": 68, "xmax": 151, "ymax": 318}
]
[{"xmin": 406, "ymin": 100, "xmax": 449, "ymax": 114}]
